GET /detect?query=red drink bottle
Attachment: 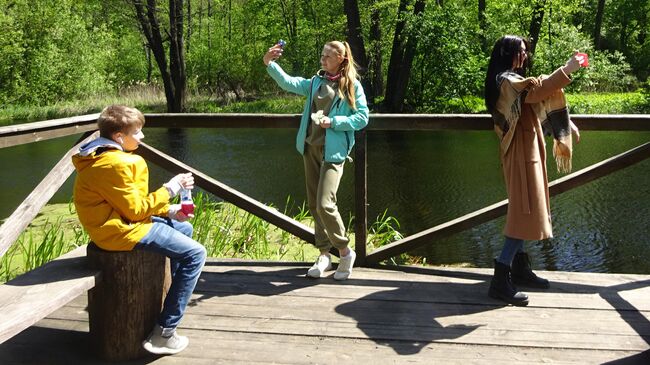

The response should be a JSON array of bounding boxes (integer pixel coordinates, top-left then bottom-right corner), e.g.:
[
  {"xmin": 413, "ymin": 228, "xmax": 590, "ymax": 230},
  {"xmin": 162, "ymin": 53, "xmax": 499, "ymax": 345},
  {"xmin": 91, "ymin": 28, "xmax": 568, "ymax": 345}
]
[{"xmin": 180, "ymin": 189, "xmax": 195, "ymax": 215}]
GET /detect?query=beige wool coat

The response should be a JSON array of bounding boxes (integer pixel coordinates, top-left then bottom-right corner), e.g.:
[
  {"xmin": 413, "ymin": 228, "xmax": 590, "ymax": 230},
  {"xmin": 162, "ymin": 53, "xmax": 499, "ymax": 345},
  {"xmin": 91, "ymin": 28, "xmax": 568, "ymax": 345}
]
[{"xmin": 500, "ymin": 68, "xmax": 571, "ymax": 240}]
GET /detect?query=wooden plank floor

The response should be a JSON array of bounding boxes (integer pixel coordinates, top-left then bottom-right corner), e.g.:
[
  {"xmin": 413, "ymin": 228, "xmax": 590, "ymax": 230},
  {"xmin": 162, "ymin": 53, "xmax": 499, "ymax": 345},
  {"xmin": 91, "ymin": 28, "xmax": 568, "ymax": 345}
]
[{"xmin": 1, "ymin": 259, "xmax": 650, "ymax": 364}]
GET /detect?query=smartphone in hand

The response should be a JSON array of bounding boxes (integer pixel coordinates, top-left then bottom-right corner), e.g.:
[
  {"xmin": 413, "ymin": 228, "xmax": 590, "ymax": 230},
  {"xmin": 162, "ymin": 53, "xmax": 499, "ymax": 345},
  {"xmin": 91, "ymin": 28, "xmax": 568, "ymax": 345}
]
[{"xmin": 576, "ymin": 52, "xmax": 589, "ymax": 67}]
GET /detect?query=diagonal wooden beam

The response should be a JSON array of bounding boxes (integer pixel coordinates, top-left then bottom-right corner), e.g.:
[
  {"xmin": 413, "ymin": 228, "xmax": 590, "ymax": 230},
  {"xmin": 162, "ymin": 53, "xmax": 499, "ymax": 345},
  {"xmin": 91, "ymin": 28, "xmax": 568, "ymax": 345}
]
[
  {"xmin": 0, "ymin": 132, "xmax": 98, "ymax": 259},
  {"xmin": 365, "ymin": 141, "xmax": 650, "ymax": 265},
  {"xmin": 135, "ymin": 142, "xmax": 315, "ymax": 244}
]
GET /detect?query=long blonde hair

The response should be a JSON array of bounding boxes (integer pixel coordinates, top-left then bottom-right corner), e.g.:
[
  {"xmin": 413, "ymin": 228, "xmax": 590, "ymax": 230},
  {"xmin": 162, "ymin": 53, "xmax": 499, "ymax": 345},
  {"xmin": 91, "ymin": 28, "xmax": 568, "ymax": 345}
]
[{"xmin": 326, "ymin": 41, "xmax": 359, "ymax": 110}]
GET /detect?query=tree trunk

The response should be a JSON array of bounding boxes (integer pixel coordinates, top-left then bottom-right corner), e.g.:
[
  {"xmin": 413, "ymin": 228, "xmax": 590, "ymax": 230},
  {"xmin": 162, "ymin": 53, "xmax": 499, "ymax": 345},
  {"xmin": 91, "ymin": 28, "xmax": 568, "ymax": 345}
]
[
  {"xmin": 369, "ymin": 1, "xmax": 384, "ymax": 101},
  {"xmin": 132, "ymin": 0, "xmax": 181, "ymax": 112},
  {"xmin": 279, "ymin": 0, "xmax": 298, "ymax": 45},
  {"xmin": 208, "ymin": 0, "xmax": 212, "ymax": 49},
  {"xmin": 145, "ymin": 43, "xmax": 152, "ymax": 83},
  {"xmin": 383, "ymin": 0, "xmax": 426, "ymax": 112},
  {"xmin": 528, "ymin": 0, "xmax": 546, "ymax": 54},
  {"xmin": 87, "ymin": 243, "xmax": 171, "ymax": 361},
  {"xmin": 478, "ymin": 0, "xmax": 487, "ymax": 51},
  {"xmin": 384, "ymin": 0, "xmax": 410, "ymax": 110},
  {"xmin": 186, "ymin": 0, "xmax": 192, "ymax": 54},
  {"xmin": 169, "ymin": 0, "xmax": 187, "ymax": 112},
  {"xmin": 130, "ymin": 0, "xmax": 188, "ymax": 112},
  {"xmin": 228, "ymin": 0, "xmax": 233, "ymax": 42},
  {"xmin": 620, "ymin": 19, "xmax": 628, "ymax": 49},
  {"xmin": 344, "ymin": 0, "xmax": 373, "ymax": 104}
]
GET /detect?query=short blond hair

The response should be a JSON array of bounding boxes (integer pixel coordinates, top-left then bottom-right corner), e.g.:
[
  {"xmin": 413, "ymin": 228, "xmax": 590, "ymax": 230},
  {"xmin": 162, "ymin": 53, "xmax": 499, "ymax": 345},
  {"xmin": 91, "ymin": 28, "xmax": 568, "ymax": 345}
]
[{"xmin": 97, "ymin": 105, "xmax": 145, "ymax": 138}]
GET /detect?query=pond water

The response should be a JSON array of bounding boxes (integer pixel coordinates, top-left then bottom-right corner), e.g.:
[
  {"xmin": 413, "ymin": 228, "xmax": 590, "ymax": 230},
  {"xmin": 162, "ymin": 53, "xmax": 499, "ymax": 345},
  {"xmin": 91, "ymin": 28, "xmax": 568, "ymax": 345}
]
[{"xmin": 2, "ymin": 128, "xmax": 649, "ymax": 274}]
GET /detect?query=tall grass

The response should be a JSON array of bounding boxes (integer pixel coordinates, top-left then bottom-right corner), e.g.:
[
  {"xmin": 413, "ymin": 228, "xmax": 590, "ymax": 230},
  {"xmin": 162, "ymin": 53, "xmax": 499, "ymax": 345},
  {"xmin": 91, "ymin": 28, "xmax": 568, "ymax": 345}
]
[
  {"xmin": 191, "ymin": 193, "xmax": 316, "ymax": 261},
  {"xmin": 0, "ymin": 195, "xmax": 403, "ymax": 283},
  {"xmin": 0, "ymin": 85, "xmax": 169, "ymax": 125},
  {"xmin": 366, "ymin": 209, "xmax": 413, "ymax": 265},
  {"xmin": 0, "ymin": 208, "xmax": 89, "ymax": 283},
  {"xmin": 2, "ymin": 85, "xmax": 647, "ymax": 126},
  {"xmin": 0, "ymin": 86, "xmax": 304, "ymax": 125}
]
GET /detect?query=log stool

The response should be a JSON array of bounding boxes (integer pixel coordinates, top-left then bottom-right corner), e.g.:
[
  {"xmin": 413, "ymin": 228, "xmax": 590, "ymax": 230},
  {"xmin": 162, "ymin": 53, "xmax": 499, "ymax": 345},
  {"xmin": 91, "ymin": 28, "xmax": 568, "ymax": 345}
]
[{"xmin": 87, "ymin": 242, "xmax": 171, "ymax": 361}]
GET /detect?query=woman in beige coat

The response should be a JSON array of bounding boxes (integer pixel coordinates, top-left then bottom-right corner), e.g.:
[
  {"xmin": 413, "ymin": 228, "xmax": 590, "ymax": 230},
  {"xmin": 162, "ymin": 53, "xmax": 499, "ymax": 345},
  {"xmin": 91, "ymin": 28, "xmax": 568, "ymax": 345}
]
[{"xmin": 484, "ymin": 35, "xmax": 583, "ymax": 306}]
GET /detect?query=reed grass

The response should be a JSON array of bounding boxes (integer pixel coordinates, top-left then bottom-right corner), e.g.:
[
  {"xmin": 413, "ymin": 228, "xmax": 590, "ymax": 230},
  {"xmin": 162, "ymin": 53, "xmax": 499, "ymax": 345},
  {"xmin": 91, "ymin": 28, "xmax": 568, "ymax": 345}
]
[
  {"xmin": 0, "ymin": 203, "xmax": 88, "ymax": 283},
  {"xmin": 190, "ymin": 193, "xmax": 317, "ymax": 261}
]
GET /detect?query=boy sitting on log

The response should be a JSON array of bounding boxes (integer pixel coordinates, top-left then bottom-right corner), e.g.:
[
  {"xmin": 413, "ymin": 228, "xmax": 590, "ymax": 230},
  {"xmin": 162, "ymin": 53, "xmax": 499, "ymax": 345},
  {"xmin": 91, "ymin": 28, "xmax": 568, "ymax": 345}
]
[{"xmin": 72, "ymin": 105, "xmax": 206, "ymax": 355}]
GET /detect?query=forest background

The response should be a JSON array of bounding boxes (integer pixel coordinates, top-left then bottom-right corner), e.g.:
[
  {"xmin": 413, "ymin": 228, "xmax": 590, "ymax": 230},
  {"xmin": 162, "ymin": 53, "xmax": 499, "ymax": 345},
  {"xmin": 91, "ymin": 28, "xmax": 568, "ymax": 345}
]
[{"xmin": 0, "ymin": 0, "xmax": 649, "ymax": 121}]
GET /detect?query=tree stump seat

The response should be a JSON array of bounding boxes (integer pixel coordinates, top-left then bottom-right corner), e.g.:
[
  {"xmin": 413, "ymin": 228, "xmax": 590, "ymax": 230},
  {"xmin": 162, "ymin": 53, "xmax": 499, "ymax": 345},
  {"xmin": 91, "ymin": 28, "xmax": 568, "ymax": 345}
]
[{"xmin": 86, "ymin": 242, "xmax": 171, "ymax": 361}]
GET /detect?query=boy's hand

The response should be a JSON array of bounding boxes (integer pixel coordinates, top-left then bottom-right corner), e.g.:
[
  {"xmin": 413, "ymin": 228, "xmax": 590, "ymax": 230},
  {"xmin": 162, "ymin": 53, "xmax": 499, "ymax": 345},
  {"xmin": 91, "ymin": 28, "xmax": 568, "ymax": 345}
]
[
  {"xmin": 164, "ymin": 173, "xmax": 193, "ymax": 197},
  {"xmin": 169, "ymin": 204, "xmax": 194, "ymax": 221},
  {"xmin": 179, "ymin": 173, "xmax": 194, "ymax": 189}
]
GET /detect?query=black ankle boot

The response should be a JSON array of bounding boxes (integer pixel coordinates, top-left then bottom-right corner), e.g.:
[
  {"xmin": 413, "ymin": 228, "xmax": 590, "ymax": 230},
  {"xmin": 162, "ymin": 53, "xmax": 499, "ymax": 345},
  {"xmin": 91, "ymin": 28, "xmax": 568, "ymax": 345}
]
[
  {"xmin": 488, "ymin": 259, "xmax": 529, "ymax": 306},
  {"xmin": 512, "ymin": 252, "xmax": 550, "ymax": 289}
]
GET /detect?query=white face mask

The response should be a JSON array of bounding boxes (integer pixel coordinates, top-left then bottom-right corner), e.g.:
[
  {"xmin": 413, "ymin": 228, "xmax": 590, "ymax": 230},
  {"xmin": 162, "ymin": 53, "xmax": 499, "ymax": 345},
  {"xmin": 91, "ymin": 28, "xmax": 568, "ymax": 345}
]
[{"xmin": 117, "ymin": 137, "xmax": 124, "ymax": 144}]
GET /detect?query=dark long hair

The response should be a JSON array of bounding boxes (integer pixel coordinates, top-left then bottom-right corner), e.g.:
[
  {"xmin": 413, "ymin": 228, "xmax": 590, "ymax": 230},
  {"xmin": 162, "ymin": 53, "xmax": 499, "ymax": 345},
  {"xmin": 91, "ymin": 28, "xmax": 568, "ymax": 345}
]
[{"xmin": 484, "ymin": 35, "xmax": 532, "ymax": 113}]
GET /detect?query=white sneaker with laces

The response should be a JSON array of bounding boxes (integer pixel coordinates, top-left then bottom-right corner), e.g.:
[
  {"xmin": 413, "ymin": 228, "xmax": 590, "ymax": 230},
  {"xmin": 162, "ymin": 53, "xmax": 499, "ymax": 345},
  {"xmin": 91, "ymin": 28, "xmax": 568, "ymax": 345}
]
[
  {"xmin": 307, "ymin": 254, "xmax": 332, "ymax": 278},
  {"xmin": 334, "ymin": 249, "xmax": 356, "ymax": 281},
  {"xmin": 142, "ymin": 325, "xmax": 189, "ymax": 355}
]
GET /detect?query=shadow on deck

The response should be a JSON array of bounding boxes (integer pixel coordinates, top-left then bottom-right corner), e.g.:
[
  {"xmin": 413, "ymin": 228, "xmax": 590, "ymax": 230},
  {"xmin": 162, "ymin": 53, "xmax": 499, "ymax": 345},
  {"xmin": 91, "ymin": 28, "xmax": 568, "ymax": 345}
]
[{"xmin": 2, "ymin": 259, "xmax": 650, "ymax": 364}]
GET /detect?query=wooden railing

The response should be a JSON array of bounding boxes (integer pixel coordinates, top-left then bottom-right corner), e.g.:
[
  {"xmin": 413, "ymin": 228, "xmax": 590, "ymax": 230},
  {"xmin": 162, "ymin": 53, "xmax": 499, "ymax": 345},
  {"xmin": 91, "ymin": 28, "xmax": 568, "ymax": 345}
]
[
  {"xmin": 2, "ymin": 113, "xmax": 650, "ymax": 266},
  {"xmin": 2, "ymin": 112, "xmax": 650, "ymax": 352}
]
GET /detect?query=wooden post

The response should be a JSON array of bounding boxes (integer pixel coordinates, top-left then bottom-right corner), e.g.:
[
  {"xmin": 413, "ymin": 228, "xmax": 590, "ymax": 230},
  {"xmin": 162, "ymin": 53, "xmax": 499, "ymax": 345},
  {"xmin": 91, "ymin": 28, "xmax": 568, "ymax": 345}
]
[
  {"xmin": 86, "ymin": 242, "xmax": 171, "ymax": 361},
  {"xmin": 354, "ymin": 129, "xmax": 368, "ymax": 266}
]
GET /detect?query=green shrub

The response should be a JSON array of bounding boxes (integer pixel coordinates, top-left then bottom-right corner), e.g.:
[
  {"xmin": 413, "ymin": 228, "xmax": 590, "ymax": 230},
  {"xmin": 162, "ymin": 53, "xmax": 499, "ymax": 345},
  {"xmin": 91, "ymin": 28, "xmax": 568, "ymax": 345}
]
[
  {"xmin": 642, "ymin": 80, "xmax": 650, "ymax": 113},
  {"xmin": 566, "ymin": 92, "xmax": 647, "ymax": 114},
  {"xmin": 532, "ymin": 26, "xmax": 638, "ymax": 93}
]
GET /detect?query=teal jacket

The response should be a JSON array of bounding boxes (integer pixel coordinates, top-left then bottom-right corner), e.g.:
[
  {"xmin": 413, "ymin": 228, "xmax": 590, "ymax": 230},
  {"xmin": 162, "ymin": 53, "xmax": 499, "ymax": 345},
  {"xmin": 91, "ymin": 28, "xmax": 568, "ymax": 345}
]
[{"xmin": 266, "ymin": 61, "xmax": 369, "ymax": 163}]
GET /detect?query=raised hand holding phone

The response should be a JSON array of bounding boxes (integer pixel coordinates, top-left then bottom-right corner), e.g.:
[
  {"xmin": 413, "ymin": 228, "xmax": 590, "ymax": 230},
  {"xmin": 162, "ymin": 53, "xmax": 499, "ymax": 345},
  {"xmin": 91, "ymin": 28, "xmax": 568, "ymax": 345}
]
[{"xmin": 263, "ymin": 40, "xmax": 285, "ymax": 66}]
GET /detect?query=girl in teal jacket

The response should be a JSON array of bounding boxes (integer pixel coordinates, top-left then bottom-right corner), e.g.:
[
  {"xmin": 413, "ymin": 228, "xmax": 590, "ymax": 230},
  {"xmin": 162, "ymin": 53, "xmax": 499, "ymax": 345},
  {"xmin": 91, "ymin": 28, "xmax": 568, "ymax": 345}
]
[{"xmin": 264, "ymin": 40, "xmax": 369, "ymax": 280}]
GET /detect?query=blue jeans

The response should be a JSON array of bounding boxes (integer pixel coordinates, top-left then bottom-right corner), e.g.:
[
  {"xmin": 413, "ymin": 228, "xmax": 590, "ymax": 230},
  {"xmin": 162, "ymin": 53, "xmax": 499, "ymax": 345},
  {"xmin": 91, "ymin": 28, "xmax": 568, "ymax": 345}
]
[
  {"xmin": 497, "ymin": 236, "xmax": 524, "ymax": 266},
  {"xmin": 135, "ymin": 216, "xmax": 206, "ymax": 330}
]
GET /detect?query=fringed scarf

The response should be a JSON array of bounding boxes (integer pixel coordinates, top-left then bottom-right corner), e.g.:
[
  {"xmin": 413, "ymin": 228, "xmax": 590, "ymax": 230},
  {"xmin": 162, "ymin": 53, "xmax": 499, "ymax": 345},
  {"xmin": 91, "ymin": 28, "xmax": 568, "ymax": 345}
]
[{"xmin": 492, "ymin": 71, "xmax": 573, "ymax": 173}]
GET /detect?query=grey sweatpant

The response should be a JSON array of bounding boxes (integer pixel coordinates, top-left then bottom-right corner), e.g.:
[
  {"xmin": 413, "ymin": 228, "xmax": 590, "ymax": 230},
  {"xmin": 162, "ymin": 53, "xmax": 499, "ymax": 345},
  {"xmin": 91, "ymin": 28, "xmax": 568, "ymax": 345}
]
[{"xmin": 303, "ymin": 143, "xmax": 349, "ymax": 251}]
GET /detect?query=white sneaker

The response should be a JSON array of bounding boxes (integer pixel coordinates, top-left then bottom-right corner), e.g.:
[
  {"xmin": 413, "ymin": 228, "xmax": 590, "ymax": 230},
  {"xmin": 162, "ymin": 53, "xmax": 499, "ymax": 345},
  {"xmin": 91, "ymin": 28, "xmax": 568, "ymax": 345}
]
[
  {"xmin": 142, "ymin": 325, "xmax": 189, "ymax": 355},
  {"xmin": 307, "ymin": 254, "xmax": 332, "ymax": 278},
  {"xmin": 334, "ymin": 249, "xmax": 356, "ymax": 281}
]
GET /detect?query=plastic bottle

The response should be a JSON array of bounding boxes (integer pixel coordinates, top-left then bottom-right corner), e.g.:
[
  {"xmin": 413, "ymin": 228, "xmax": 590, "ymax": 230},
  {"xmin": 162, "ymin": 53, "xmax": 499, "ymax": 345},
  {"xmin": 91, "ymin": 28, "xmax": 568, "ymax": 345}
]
[{"xmin": 180, "ymin": 188, "xmax": 195, "ymax": 215}]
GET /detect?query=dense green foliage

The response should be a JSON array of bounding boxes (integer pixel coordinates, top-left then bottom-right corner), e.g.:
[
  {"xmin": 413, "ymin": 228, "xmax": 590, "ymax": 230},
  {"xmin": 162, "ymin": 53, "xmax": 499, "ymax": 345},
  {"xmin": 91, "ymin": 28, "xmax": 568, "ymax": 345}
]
[{"xmin": 0, "ymin": 0, "xmax": 648, "ymax": 113}]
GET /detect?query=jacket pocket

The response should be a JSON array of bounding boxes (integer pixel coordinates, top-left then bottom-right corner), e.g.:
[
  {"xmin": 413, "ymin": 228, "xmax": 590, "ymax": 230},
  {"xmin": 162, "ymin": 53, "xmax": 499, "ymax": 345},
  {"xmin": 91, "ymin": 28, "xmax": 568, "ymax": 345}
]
[{"xmin": 522, "ymin": 129, "xmax": 541, "ymax": 162}]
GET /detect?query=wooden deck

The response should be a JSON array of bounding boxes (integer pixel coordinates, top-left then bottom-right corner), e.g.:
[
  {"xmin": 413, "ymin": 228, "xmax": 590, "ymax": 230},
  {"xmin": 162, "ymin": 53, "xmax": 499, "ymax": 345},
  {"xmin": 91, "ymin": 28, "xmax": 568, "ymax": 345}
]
[{"xmin": 1, "ymin": 259, "xmax": 649, "ymax": 364}]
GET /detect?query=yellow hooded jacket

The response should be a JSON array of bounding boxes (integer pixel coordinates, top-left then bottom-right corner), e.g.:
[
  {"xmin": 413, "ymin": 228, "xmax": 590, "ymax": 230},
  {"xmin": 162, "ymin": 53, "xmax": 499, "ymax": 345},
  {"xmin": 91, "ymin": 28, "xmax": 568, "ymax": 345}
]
[{"xmin": 72, "ymin": 139, "xmax": 170, "ymax": 251}]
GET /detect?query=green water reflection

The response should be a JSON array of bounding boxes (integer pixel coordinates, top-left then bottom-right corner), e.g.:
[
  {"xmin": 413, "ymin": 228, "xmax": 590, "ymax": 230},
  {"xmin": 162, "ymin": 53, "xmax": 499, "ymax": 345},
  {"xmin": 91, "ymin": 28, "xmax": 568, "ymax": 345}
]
[{"xmin": 2, "ymin": 129, "xmax": 649, "ymax": 274}]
